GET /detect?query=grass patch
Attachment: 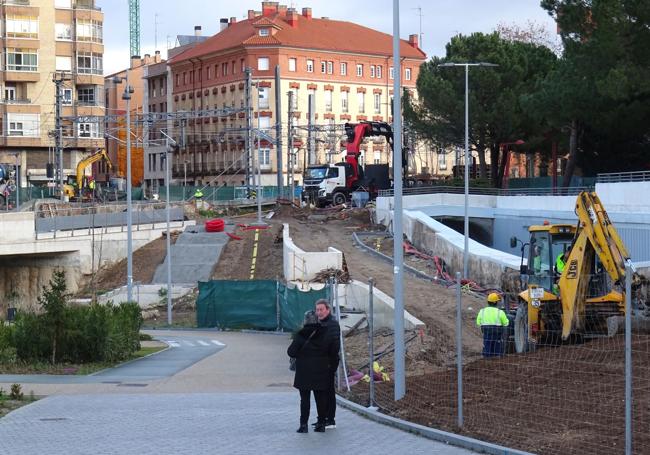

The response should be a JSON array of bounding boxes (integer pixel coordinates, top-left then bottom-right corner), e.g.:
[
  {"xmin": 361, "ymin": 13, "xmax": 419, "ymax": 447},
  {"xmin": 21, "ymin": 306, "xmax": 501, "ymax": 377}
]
[
  {"xmin": 0, "ymin": 345, "xmax": 166, "ymax": 376},
  {"xmin": 0, "ymin": 385, "xmax": 39, "ymax": 419}
]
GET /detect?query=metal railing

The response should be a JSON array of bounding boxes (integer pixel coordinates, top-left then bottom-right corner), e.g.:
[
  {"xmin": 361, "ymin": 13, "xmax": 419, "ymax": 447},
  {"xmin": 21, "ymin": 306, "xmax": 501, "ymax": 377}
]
[
  {"xmin": 1, "ymin": 98, "xmax": 31, "ymax": 104},
  {"xmin": 378, "ymin": 185, "xmax": 592, "ymax": 197},
  {"xmin": 597, "ymin": 170, "xmax": 650, "ymax": 183}
]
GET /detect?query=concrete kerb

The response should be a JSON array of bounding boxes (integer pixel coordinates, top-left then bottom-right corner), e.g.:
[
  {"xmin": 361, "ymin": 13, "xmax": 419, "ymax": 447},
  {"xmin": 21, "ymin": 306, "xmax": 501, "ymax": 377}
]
[
  {"xmin": 87, "ymin": 341, "xmax": 172, "ymax": 377},
  {"xmin": 336, "ymin": 395, "xmax": 534, "ymax": 455}
]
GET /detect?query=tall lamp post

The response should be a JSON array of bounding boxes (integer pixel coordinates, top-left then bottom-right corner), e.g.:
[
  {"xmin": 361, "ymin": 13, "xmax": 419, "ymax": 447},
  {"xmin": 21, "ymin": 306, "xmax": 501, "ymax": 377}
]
[
  {"xmin": 500, "ymin": 139, "xmax": 525, "ymax": 189},
  {"xmin": 439, "ymin": 62, "xmax": 498, "ymax": 279},
  {"xmin": 113, "ymin": 72, "xmax": 135, "ymax": 302}
]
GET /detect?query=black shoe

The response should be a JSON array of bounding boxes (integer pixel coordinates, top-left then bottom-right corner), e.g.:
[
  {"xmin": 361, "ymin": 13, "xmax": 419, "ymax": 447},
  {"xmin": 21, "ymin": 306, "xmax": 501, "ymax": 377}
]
[
  {"xmin": 296, "ymin": 424, "xmax": 308, "ymax": 433},
  {"xmin": 325, "ymin": 419, "xmax": 336, "ymax": 429},
  {"xmin": 313, "ymin": 423, "xmax": 326, "ymax": 432}
]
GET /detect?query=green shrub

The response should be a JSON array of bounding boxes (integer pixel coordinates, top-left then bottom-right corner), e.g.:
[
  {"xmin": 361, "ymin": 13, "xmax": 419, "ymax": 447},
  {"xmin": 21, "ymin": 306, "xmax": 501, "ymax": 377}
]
[{"xmin": 13, "ymin": 312, "xmax": 50, "ymax": 362}]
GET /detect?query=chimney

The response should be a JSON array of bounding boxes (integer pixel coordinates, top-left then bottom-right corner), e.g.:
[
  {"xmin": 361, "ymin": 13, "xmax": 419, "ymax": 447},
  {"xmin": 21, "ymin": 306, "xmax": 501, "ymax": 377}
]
[
  {"xmin": 144, "ymin": 53, "xmax": 152, "ymax": 65},
  {"xmin": 278, "ymin": 4, "xmax": 287, "ymax": 16},
  {"xmin": 262, "ymin": 1, "xmax": 279, "ymax": 17},
  {"xmin": 220, "ymin": 18, "xmax": 228, "ymax": 32},
  {"xmin": 130, "ymin": 56, "xmax": 141, "ymax": 69},
  {"xmin": 194, "ymin": 25, "xmax": 202, "ymax": 37},
  {"xmin": 408, "ymin": 34, "xmax": 419, "ymax": 48},
  {"xmin": 154, "ymin": 50, "xmax": 161, "ymax": 63},
  {"xmin": 248, "ymin": 9, "xmax": 256, "ymax": 20},
  {"xmin": 302, "ymin": 7, "xmax": 312, "ymax": 20},
  {"xmin": 287, "ymin": 8, "xmax": 298, "ymax": 27},
  {"xmin": 229, "ymin": 17, "xmax": 237, "ymax": 26}
]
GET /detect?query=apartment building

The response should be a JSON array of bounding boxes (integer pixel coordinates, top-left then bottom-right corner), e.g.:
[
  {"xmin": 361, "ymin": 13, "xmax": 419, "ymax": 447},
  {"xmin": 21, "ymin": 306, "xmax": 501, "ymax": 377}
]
[
  {"xmin": 168, "ymin": 2, "xmax": 426, "ymax": 187},
  {"xmin": 0, "ymin": 0, "xmax": 104, "ymax": 188}
]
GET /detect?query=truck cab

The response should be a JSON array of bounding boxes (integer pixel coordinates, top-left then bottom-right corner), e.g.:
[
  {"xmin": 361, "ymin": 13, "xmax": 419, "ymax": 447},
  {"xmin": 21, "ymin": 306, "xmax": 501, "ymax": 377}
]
[{"xmin": 302, "ymin": 164, "xmax": 349, "ymax": 207}]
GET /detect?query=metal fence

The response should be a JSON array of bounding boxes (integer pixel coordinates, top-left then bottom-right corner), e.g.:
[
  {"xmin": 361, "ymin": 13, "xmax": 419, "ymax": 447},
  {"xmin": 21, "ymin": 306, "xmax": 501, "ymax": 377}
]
[
  {"xmin": 344, "ymin": 270, "xmax": 648, "ymax": 455},
  {"xmin": 378, "ymin": 185, "xmax": 592, "ymax": 197},
  {"xmin": 597, "ymin": 171, "xmax": 650, "ymax": 183}
]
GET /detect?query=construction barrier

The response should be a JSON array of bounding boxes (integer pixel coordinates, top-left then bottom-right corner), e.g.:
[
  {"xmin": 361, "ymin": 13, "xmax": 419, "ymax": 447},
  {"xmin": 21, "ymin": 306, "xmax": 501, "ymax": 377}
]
[{"xmin": 196, "ymin": 280, "xmax": 328, "ymax": 331}]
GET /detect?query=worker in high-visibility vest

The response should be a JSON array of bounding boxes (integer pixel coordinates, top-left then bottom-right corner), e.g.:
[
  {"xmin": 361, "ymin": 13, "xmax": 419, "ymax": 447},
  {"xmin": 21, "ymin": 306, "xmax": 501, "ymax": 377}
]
[
  {"xmin": 476, "ymin": 293, "xmax": 509, "ymax": 357},
  {"xmin": 556, "ymin": 251, "xmax": 569, "ymax": 274},
  {"xmin": 194, "ymin": 188, "xmax": 204, "ymax": 200}
]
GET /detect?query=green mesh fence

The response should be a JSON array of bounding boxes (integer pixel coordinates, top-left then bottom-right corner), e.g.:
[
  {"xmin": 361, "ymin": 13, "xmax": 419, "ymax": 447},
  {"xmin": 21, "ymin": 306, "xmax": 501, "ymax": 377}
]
[{"xmin": 197, "ymin": 280, "xmax": 329, "ymax": 331}]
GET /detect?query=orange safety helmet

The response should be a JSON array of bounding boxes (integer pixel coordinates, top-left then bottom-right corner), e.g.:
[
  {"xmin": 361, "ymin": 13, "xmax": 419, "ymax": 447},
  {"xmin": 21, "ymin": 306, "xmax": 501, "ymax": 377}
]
[{"xmin": 487, "ymin": 293, "xmax": 501, "ymax": 304}]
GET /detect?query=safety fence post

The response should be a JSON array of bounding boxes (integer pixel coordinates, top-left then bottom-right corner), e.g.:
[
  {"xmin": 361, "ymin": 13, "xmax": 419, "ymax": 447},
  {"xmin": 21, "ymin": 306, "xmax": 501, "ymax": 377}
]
[
  {"xmin": 625, "ymin": 263, "xmax": 632, "ymax": 455},
  {"xmin": 368, "ymin": 277, "xmax": 376, "ymax": 409},
  {"xmin": 456, "ymin": 271, "xmax": 463, "ymax": 428},
  {"xmin": 275, "ymin": 277, "xmax": 281, "ymax": 332}
]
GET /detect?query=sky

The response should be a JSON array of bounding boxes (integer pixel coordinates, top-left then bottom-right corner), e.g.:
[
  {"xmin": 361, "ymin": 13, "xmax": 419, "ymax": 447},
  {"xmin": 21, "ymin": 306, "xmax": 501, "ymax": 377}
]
[{"xmin": 101, "ymin": 0, "xmax": 559, "ymax": 75}]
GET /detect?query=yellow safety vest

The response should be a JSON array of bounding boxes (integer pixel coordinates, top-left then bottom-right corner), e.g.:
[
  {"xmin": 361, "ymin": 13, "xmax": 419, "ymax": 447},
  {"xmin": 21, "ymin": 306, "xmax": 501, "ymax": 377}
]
[{"xmin": 476, "ymin": 306, "xmax": 509, "ymax": 327}]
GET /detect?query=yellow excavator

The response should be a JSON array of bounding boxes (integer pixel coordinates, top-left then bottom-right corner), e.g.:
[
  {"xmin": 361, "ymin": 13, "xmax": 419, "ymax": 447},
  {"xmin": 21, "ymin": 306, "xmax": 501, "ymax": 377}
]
[
  {"xmin": 63, "ymin": 148, "xmax": 112, "ymax": 200},
  {"xmin": 509, "ymin": 191, "xmax": 634, "ymax": 352}
]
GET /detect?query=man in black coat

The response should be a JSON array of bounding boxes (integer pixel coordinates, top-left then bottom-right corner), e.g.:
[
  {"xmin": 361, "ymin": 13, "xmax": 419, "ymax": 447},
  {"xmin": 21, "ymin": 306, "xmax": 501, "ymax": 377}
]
[
  {"xmin": 314, "ymin": 298, "xmax": 341, "ymax": 429},
  {"xmin": 287, "ymin": 311, "xmax": 330, "ymax": 433}
]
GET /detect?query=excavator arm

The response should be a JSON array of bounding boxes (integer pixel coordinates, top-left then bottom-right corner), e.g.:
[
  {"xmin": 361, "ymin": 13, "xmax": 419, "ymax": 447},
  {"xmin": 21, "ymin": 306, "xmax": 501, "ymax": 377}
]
[
  {"xmin": 76, "ymin": 149, "xmax": 113, "ymax": 189},
  {"xmin": 558, "ymin": 191, "xmax": 631, "ymax": 339}
]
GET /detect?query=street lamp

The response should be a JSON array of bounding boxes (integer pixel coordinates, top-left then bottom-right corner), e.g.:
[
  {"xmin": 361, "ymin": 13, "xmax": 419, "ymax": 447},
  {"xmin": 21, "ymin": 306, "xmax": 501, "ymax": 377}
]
[
  {"xmin": 113, "ymin": 72, "xmax": 135, "ymax": 302},
  {"xmin": 160, "ymin": 130, "xmax": 176, "ymax": 326},
  {"xmin": 438, "ymin": 62, "xmax": 498, "ymax": 280},
  {"xmin": 500, "ymin": 139, "xmax": 525, "ymax": 189}
]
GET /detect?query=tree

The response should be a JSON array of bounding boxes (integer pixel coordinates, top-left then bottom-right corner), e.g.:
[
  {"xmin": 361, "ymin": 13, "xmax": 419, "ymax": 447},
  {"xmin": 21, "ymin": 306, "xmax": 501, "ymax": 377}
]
[
  {"xmin": 404, "ymin": 32, "xmax": 557, "ymax": 185},
  {"xmin": 536, "ymin": 0, "xmax": 650, "ymax": 182},
  {"xmin": 38, "ymin": 270, "xmax": 70, "ymax": 364}
]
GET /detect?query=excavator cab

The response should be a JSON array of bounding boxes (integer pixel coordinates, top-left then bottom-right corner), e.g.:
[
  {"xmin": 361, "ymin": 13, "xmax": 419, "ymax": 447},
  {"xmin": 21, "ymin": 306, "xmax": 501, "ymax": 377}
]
[{"xmin": 527, "ymin": 226, "xmax": 574, "ymax": 293}]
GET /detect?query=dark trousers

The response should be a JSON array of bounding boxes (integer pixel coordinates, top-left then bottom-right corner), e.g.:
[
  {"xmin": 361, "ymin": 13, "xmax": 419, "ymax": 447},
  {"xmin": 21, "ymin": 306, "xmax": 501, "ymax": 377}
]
[
  {"xmin": 482, "ymin": 326, "xmax": 505, "ymax": 357},
  {"xmin": 325, "ymin": 373, "xmax": 336, "ymax": 421},
  {"xmin": 299, "ymin": 389, "xmax": 327, "ymax": 425}
]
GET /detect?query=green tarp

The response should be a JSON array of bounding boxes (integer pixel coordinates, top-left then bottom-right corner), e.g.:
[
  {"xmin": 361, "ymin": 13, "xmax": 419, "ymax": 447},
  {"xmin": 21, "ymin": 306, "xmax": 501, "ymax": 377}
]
[{"xmin": 197, "ymin": 280, "xmax": 329, "ymax": 331}]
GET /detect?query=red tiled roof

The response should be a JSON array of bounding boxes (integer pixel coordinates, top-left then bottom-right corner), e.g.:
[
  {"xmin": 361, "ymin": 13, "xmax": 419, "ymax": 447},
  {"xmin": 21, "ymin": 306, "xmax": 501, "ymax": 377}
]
[{"xmin": 170, "ymin": 14, "xmax": 426, "ymax": 64}]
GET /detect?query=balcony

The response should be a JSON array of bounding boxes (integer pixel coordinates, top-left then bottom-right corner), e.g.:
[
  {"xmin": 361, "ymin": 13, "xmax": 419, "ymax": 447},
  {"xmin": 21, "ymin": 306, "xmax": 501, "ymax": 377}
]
[
  {"xmin": 3, "ymin": 0, "xmax": 31, "ymax": 5},
  {"xmin": 1, "ymin": 98, "xmax": 31, "ymax": 104},
  {"xmin": 75, "ymin": 0, "xmax": 101, "ymax": 10}
]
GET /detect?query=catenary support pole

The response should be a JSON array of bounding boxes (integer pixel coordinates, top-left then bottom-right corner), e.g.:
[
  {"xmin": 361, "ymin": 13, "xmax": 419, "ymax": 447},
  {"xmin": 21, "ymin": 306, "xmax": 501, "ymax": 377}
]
[
  {"xmin": 124, "ymin": 70, "xmax": 134, "ymax": 303},
  {"xmin": 165, "ymin": 144, "xmax": 172, "ymax": 325},
  {"xmin": 456, "ymin": 271, "xmax": 463, "ymax": 428},
  {"xmin": 463, "ymin": 65, "xmax": 469, "ymax": 279},
  {"xmin": 275, "ymin": 65, "xmax": 283, "ymax": 195},
  {"xmin": 392, "ymin": 0, "xmax": 406, "ymax": 401}
]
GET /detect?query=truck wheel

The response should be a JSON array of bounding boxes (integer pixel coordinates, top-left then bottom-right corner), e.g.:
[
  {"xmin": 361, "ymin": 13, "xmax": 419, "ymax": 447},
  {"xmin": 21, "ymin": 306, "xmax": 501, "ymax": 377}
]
[
  {"xmin": 514, "ymin": 303, "xmax": 534, "ymax": 353},
  {"xmin": 332, "ymin": 192, "xmax": 346, "ymax": 206}
]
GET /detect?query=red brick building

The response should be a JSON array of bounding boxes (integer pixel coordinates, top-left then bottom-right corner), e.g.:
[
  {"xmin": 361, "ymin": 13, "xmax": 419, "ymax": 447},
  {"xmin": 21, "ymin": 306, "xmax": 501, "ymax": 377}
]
[{"xmin": 169, "ymin": 1, "xmax": 426, "ymax": 187}]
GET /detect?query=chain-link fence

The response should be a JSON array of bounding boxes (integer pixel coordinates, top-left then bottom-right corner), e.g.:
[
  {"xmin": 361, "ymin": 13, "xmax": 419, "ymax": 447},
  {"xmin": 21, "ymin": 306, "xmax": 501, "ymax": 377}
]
[{"xmin": 342, "ymin": 270, "xmax": 649, "ymax": 455}]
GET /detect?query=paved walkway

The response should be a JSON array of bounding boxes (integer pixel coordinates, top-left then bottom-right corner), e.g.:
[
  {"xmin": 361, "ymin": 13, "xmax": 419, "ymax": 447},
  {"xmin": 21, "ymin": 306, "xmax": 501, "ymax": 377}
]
[
  {"xmin": 0, "ymin": 330, "xmax": 479, "ymax": 454},
  {"xmin": 0, "ymin": 393, "xmax": 474, "ymax": 455}
]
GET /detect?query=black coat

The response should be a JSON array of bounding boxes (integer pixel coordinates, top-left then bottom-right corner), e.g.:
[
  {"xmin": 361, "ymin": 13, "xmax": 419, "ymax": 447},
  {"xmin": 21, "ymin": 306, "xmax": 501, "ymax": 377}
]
[
  {"xmin": 320, "ymin": 314, "xmax": 341, "ymax": 374},
  {"xmin": 287, "ymin": 324, "xmax": 331, "ymax": 390}
]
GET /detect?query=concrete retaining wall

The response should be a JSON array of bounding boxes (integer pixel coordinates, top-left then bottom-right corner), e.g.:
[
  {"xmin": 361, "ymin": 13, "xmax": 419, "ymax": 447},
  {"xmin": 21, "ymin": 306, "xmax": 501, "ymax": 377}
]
[
  {"xmin": 98, "ymin": 284, "xmax": 195, "ymax": 307},
  {"xmin": 283, "ymin": 223, "xmax": 343, "ymax": 282}
]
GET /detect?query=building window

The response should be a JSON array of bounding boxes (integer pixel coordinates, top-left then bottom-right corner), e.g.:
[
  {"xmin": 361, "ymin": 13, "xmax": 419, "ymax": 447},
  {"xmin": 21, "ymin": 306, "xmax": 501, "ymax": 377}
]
[
  {"xmin": 77, "ymin": 122, "xmax": 100, "ymax": 138},
  {"xmin": 327, "ymin": 61, "xmax": 333, "ymax": 74},
  {"xmin": 55, "ymin": 23, "xmax": 72, "ymax": 40},
  {"xmin": 76, "ymin": 19, "xmax": 103, "ymax": 43},
  {"xmin": 259, "ymin": 28, "xmax": 270, "ymax": 36},
  {"xmin": 370, "ymin": 65, "xmax": 375, "ymax": 78},
  {"xmin": 232, "ymin": 60, "xmax": 236, "ymax": 74},
  {"xmin": 289, "ymin": 88, "xmax": 298, "ymax": 110},
  {"xmin": 258, "ymin": 87, "xmax": 270, "ymax": 109},
  {"xmin": 321, "ymin": 61, "xmax": 326, "ymax": 73},
  {"xmin": 356, "ymin": 64, "xmax": 363, "ymax": 77},
  {"xmin": 288, "ymin": 57, "xmax": 296, "ymax": 72},
  {"xmin": 175, "ymin": 74, "xmax": 180, "ymax": 87},
  {"xmin": 340, "ymin": 62, "xmax": 347, "ymax": 76},
  {"xmin": 258, "ymin": 148, "xmax": 271, "ymax": 168},
  {"xmin": 377, "ymin": 66, "xmax": 382, "ymax": 79},
  {"xmin": 357, "ymin": 92, "xmax": 365, "ymax": 113},
  {"xmin": 206, "ymin": 66, "xmax": 211, "ymax": 80},
  {"xmin": 257, "ymin": 57, "xmax": 269, "ymax": 71},
  {"xmin": 4, "ymin": 86, "xmax": 16, "ymax": 102},
  {"xmin": 341, "ymin": 91, "xmax": 348, "ymax": 112},
  {"xmin": 222, "ymin": 62, "xmax": 228, "ymax": 76},
  {"xmin": 374, "ymin": 151, "xmax": 381, "ymax": 165},
  {"xmin": 374, "ymin": 93, "xmax": 381, "ymax": 114},
  {"xmin": 6, "ymin": 113, "xmax": 40, "ymax": 137},
  {"xmin": 258, "ymin": 116, "xmax": 271, "ymax": 130},
  {"xmin": 405, "ymin": 68, "xmax": 412, "ymax": 81},
  {"xmin": 241, "ymin": 58, "xmax": 246, "ymax": 72},
  {"xmin": 390, "ymin": 67, "xmax": 394, "ymax": 80},
  {"xmin": 6, "ymin": 49, "xmax": 38, "ymax": 72},
  {"xmin": 306, "ymin": 59, "xmax": 314, "ymax": 73},
  {"xmin": 6, "ymin": 16, "xmax": 39, "ymax": 39},
  {"xmin": 438, "ymin": 150, "xmax": 447, "ymax": 170},
  {"xmin": 324, "ymin": 90, "xmax": 332, "ymax": 112},
  {"xmin": 55, "ymin": 56, "xmax": 72, "ymax": 72},
  {"xmin": 76, "ymin": 52, "xmax": 102, "ymax": 75},
  {"xmin": 55, "ymin": 0, "xmax": 72, "ymax": 7},
  {"xmin": 77, "ymin": 86, "xmax": 97, "ymax": 105}
]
